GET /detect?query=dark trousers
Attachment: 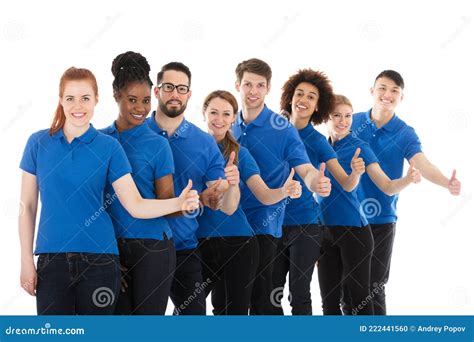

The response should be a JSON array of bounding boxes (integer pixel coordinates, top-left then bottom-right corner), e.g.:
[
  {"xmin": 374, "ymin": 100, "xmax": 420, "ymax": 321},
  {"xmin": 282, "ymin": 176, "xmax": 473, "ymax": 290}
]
[
  {"xmin": 115, "ymin": 236, "xmax": 176, "ymax": 315},
  {"xmin": 272, "ymin": 224, "xmax": 323, "ymax": 315},
  {"xmin": 342, "ymin": 223, "xmax": 396, "ymax": 315},
  {"xmin": 199, "ymin": 236, "xmax": 259, "ymax": 315},
  {"xmin": 249, "ymin": 234, "xmax": 279, "ymax": 315},
  {"xmin": 36, "ymin": 253, "xmax": 120, "ymax": 315},
  {"xmin": 170, "ymin": 248, "xmax": 206, "ymax": 315},
  {"xmin": 318, "ymin": 225, "xmax": 374, "ymax": 315}
]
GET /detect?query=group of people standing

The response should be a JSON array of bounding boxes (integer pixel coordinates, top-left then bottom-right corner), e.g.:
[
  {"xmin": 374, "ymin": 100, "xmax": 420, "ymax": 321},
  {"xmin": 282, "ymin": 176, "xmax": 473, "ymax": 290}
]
[{"xmin": 19, "ymin": 53, "xmax": 461, "ymax": 316}]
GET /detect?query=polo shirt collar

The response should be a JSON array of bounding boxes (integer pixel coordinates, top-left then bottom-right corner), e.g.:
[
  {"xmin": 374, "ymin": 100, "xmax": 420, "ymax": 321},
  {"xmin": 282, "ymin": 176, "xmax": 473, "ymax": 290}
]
[
  {"xmin": 237, "ymin": 104, "xmax": 271, "ymax": 128},
  {"xmin": 329, "ymin": 132, "xmax": 352, "ymax": 148},
  {"xmin": 150, "ymin": 111, "xmax": 190, "ymax": 139},
  {"xmin": 52, "ymin": 124, "xmax": 98, "ymax": 144},
  {"xmin": 299, "ymin": 123, "xmax": 314, "ymax": 137},
  {"xmin": 367, "ymin": 108, "xmax": 401, "ymax": 132}
]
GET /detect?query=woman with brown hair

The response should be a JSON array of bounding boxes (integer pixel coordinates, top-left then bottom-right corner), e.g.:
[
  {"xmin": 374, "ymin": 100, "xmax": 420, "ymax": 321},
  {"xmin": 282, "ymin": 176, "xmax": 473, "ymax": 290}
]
[{"xmin": 197, "ymin": 90, "xmax": 302, "ymax": 314}]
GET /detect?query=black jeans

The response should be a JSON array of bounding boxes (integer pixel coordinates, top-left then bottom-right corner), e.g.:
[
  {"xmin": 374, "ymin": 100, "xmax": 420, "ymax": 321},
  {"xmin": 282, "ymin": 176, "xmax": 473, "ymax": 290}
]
[
  {"xmin": 272, "ymin": 224, "xmax": 323, "ymax": 315},
  {"xmin": 199, "ymin": 236, "xmax": 259, "ymax": 315},
  {"xmin": 170, "ymin": 248, "xmax": 206, "ymax": 315},
  {"xmin": 249, "ymin": 234, "xmax": 279, "ymax": 315},
  {"xmin": 318, "ymin": 225, "xmax": 374, "ymax": 315},
  {"xmin": 341, "ymin": 222, "xmax": 396, "ymax": 315},
  {"xmin": 115, "ymin": 236, "xmax": 176, "ymax": 315},
  {"xmin": 36, "ymin": 253, "xmax": 120, "ymax": 315}
]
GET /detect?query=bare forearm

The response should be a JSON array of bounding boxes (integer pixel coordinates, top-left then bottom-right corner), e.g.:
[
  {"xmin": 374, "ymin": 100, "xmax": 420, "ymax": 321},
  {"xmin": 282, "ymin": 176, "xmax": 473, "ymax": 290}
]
[
  {"xmin": 19, "ymin": 210, "xmax": 36, "ymax": 262},
  {"xmin": 382, "ymin": 176, "xmax": 412, "ymax": 196},
  {"xmin": 419, "ymin": 163, "xmax": 449, "ymax": 188},
  {"xmin": 121, "ymin": 195, "xmax": 181, "ymax": 219},
  {"xmin": 221, "ymin": 185, "xmax": 240, "ymax": 215},
  {"xmin": 340, "ymin": 172, "xmax": 360, "ymax": 192}
]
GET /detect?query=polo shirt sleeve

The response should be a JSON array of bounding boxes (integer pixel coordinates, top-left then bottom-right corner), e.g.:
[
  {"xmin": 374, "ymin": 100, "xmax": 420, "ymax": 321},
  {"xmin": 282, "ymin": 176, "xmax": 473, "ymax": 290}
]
[
  {"xmin": 203, "ymin": 140, "xmax": 225, "ymax": 183},
  {"xmin": 360, "ymin": 141, "xmax": 379, "ymax": 166},
  {"xmin": 238, "ymin": 147, "xmax": 260, "ymax": 182},
  {"xmin": 283, "ymin": 126, "xmax": 310, "ymax": 168},
  {"xmin": 107, "ymin": 139, "xmax": 133, "ymax": 184},
  {"xmin": 318, "ymin": 137, "xmax": 337, "ymax": 163},
  {"xmin": 19, "ymin": 132, "xmax": 39, "ymax": 175},
  {"xmin": 152, "ymin": 138, "xmax": 175, "ymax": 180},
  {"xmin": 402, "ymin": 126, "xmax": 423, "ymax": 160}
]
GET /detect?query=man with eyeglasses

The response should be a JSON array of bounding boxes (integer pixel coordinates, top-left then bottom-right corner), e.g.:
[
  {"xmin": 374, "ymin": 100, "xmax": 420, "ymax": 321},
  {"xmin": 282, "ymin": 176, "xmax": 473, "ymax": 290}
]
[{"xmin": 146, "ymin": 62, "xmax": 238, "ymax": 315}]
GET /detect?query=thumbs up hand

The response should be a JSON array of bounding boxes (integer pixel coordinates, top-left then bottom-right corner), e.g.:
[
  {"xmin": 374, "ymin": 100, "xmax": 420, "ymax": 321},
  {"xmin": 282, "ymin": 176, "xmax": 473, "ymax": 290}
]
[
  {"xmin": 316, "ymin": 162, "xmax": 331, "ymax": 197},
  {"xmin": 407, "ymin": 160, "xmax": 422, "ymax": 184},
  {"xmin": 282, "ymin": 168, "xmax": 302, "ymax": 199},
  {"xmin": 224, "ymin": 151, "xmax": 240, "ymax": 186},
  {"xmin": 178, "ymin": 179, "xmax": 200, "ymax": 212},
  {"xmin": 351, "ymin": 147, "xmax": 366, "ymax": 176},
  {"xmin": 448, "ymin": 169, "xmax": 461, "ymax": 196}
]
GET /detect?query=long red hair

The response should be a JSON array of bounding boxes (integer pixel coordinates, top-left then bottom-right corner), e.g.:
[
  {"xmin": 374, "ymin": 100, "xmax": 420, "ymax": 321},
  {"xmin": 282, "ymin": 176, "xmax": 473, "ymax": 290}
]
[{"xmin": 49, "ymin": 67, "xmax": 98, "ymax": 136}]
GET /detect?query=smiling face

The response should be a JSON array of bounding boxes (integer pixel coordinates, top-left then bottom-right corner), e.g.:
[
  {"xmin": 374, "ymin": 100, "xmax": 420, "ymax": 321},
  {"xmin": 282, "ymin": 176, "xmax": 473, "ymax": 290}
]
[
  {"xmin": 204, "ymin": 97, "xmax": 235, "ymax": 141},
  {"xmin": 154, "ymin": 69, "xmax": 191, "ymax": 118},
  {"xmin": 328, "ymin": 104, "xmax": 353, "ymax": 139},
  {"xmin": 60, "ymin": 80, "xmax": 97, "ymax": 130},
  {"xmin": 115, "ymin": 81, "xmax": 151, "ymax": 129},
  {"xmin": 371, "ymin": 76, "xmax": 404, "ymax": 113},
  {"xmin": 291, "ymin": 82, "xmax": 319, "ymax": 122},
  {"xmin": 235, "ymin": 72, "xmax": 270, "ymax": 111}
]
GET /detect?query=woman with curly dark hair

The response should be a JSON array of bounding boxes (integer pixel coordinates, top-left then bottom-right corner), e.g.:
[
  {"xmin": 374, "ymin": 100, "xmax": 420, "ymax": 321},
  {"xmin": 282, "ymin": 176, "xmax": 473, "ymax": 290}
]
[{"xmin": 273, "ymin": 69, "xmax": 363, "ymax": 315}]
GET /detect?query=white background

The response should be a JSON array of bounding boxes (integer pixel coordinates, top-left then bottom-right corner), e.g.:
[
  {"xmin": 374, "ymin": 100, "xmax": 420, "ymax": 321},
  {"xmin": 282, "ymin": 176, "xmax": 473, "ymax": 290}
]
[{"xmin": 0, "ymin": 0, "xmax": 473, "ymax": 315}]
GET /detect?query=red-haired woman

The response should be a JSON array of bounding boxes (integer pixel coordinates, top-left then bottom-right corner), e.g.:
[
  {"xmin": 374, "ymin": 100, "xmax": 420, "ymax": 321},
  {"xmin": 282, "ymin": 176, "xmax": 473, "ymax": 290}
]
[{"xmin": 19, "ymin": 67, "xmax": 199, "ymax": 315}]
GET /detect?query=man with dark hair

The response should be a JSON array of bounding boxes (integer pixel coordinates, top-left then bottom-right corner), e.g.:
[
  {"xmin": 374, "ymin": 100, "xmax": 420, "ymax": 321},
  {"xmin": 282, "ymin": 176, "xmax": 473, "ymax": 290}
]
[
  {"xmin": 346, "ymin": 69, "xmax": 462, "ymax": 315},
  {"xmin": 232, "ymin": 58, "xmax": 332, "ymax": 314},
  {"xmin": 146, "ymin": 61, "xmax": 239, "ymax": 315}
]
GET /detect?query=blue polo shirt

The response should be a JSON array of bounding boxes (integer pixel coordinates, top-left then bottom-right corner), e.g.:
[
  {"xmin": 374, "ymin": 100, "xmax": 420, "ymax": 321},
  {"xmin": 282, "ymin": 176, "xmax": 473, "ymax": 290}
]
[
  {"xmin": 284, "ymin": 123, "xmax": 337, "ymax": 226},
  {"xmin": 352, "ymin": 109, "xmax": 423, "ymax": 224},
  {"xmin": 146, "ymin": 112, "xmax": 225, "ymax": 251},
  {"xmin": 319, "ymin": 134, "xmax": 379, "ymax": 227},
  {"xmin": 197, "ymin": 145, "xmax": 259, "ymax": 238},
  {"xmin": 232, "ymin": 105, "xmax": 310, "ymax": 237},
  {"xmin": 19, "ymin": 125, "xmax": 132, "ymax": 255},
  {"xmin": 100, "ymin": 122, "xmax": 174, "ymax": 240}
]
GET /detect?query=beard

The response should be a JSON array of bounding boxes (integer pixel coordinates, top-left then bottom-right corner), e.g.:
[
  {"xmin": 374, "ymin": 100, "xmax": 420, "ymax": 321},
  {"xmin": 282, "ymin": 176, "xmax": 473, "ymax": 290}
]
[{"xmin": 159, "ymin": 100, "xmax": 187, "ymax": 118}]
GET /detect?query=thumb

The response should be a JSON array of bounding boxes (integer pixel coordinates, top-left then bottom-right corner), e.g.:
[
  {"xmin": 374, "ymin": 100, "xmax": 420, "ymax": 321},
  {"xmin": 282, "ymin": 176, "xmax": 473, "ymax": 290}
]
[
  {"xmin": 210, "ymin": 178, "xmax": 222, "ymax": 190},
  {"xmin": 227, "ymin": 151, "xmax": 236, "ymax": 167},
  {"xmin": 353, "ymin": 147, "xmax": 361, "ymax": 159},
  {"xmin": 409, "ymin": 159, "xmax": 416, "ymax": 169},
  {"xmin": 182, "ymin": 179, "xmax": 193, "ymax": 194},
  {"xmin": 450, "ymin": 169, "xmax": 457, "ymax": 182},
  {"xmin": 286, "ymin": 168, "xmax": 295, "ymax": 183},
  {"xmin": 319, "ymin": 162, "xmax": 326, "ymax": 175}
]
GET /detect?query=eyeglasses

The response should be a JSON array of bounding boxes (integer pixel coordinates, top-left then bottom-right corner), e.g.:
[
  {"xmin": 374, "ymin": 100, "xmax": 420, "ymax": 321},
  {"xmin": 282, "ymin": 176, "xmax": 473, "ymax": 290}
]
[{"xmin": 157, "ymin": 83, "xmax": 190, "ymax": 94}]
